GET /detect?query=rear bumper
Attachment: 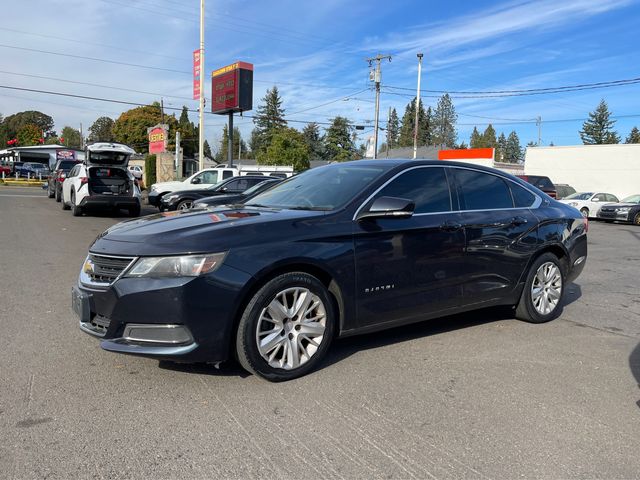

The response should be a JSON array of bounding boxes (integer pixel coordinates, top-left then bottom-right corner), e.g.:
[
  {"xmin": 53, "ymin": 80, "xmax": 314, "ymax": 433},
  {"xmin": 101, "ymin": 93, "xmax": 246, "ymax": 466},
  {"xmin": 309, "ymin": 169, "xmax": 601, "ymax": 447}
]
[{"xmin": 80, "ymin": 195, "xmax": 140, "ymax": 210}]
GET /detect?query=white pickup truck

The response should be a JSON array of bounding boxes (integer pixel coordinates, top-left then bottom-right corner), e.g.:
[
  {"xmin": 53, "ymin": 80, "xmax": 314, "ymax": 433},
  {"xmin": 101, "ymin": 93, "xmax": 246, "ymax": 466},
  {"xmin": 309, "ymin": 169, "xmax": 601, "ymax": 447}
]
[{"xmin": 148, "ymin": 164, "xmax": 294, "ymax": 207}]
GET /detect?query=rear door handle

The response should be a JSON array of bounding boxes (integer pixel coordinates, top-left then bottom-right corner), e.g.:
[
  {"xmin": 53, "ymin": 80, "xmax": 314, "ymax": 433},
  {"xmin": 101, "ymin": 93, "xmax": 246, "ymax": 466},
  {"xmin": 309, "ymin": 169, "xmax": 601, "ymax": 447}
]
[{"xmin": 440, "ymin": 221, "xmax": 463, "ymax": 232}]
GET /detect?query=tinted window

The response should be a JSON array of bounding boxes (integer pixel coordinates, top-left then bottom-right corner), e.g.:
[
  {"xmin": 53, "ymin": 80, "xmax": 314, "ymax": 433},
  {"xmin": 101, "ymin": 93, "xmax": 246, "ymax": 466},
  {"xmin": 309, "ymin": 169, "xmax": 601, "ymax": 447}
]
[
  {"xmin": 454, "ymin": 169, "xmax": 513, "ymax": 210},
  {"xmin": 59, "ymin": 161, "xmax": 78, "ymax": 170},
  {"xmin": 606, "ymin": 194, "xmax": 618, "ymax": 202},
  {"xmin": 594, "ymin": 193, "xmax": 607, "ymax": 202},
  {"xmin": 528, "ymin": 176, "xmax": 554, "ymax": 190},
  {"xmin": 194, "ymin": 171, "xmax": 218, "ymax": 184},
  {"xmin": 510, "ymin": 183, "xmax": 536, "ymax": 208},
  {"xmin": 375, "ymin": 167, "xmax": 451, "ymax": 214},
  {"xmin": 222, "ymin": 170, "xmax": 233, "ymax": 180},
  {"xmin": 224, "ymin": 179, "xmax": 245, "ymax": 191}
]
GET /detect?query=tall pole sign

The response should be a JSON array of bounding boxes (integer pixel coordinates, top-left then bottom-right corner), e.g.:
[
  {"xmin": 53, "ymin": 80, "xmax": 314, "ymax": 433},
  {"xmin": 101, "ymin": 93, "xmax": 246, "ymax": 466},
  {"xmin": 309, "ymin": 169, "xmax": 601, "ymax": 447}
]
[
  {"xmin": 198, "ymin": 0, "xmax": 205, "ymax": 171},
  {"xmin": 211, "ymin": 61, "xmax": 253, "ymax": 168}
]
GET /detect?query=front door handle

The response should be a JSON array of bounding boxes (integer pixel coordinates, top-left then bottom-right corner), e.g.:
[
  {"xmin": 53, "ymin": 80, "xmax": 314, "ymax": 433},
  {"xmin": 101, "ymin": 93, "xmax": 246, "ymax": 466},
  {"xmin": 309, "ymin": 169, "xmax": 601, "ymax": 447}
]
[
  {"xmin": 440, "ymin": 221, "xmax": 463, "ymax": 232},
  {"xmin": 511, "ymin": 216, "xmax": 528, "ymax": 226}
]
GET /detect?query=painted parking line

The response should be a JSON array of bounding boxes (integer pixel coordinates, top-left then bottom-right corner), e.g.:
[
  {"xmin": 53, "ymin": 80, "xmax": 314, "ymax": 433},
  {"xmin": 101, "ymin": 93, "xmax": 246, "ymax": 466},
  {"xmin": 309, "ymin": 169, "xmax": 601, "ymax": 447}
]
[{"xmin": 0, "ymin": 194, "xmax": 47, "ymax": 198}]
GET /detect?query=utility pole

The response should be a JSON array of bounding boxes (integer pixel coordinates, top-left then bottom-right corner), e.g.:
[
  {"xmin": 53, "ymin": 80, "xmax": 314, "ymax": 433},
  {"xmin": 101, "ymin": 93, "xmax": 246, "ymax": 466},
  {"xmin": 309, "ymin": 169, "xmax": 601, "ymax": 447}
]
[
  {"xmin": 160, "ymin": 98, "xmax": 165, "ymax": 126},
  {"xmin": 198, "ymin": 0, "xmax": 205, "ymax": 171},
  {"xmin": 79, "ymin": 122, "xmax": 83, "ymax": 148},
  {"xmin": 413, "ymin": 53, "xmax": 423, "ymax": 159},
  {"xmin": 536, "ymin": 116, "xmax": 542, "ymax": 145},
  {"xmin": 366, "ymin": 54, "xmax": 392, "ymax": 159},
  {"xmin": 228, "ymin": 113, "xmax": 233, "ymax": 167},
  {"xmin": 386, "ymin": 106, "xmax": 391, "ymax": 158},
  {"xmin": 175, "ymin": 130, "xmax": 181, "ymax": 180}
]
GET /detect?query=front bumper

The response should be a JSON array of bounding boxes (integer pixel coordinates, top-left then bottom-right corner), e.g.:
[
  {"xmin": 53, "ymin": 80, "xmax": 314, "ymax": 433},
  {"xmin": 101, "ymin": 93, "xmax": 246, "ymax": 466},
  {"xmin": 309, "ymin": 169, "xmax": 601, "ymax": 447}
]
[
  {"xmin": 73, "ymin": 264, "xmax": 254, "ymax": 363},
  {"xmin": 148, "ymin": 191, "xmax": 163, "ymax": 207},
  {"xmin": 597, "ymin": 210, "xmax": 631, "ymax": 222}
]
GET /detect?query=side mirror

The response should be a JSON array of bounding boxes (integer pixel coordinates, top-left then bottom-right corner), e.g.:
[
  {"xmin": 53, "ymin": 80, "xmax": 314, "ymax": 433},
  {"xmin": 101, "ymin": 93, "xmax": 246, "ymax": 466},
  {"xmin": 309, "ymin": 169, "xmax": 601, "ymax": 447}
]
[
  {"xmin": 220, "ymin": 187, "xmax": 228, "ymax": 192},
  {"xmin": 592, "ymin": 198, "xmax": 599, "ymax": 202},
  {"xmin": 191, "ymin": 177, "xmax": 201, "ymax": 184},
  {"xmin": 358, "ymin": 196, "xmax": 415, "ymax": 220}
]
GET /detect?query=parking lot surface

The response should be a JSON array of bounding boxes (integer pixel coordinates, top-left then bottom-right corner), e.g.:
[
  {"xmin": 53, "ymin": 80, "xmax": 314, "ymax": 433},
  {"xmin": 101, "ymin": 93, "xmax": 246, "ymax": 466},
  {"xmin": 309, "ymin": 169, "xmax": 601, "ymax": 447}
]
[{"xmin": 1, "ymin": 186, "xmax": 639, "ymax": 479}]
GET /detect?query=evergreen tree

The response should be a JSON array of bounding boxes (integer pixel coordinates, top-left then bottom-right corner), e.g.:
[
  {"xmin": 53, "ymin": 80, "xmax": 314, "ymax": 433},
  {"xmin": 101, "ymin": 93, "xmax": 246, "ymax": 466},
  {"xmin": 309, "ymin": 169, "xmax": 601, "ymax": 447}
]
[
  {"xmin": 457, "ymin": 141, "xmax": 468, "ymax": 149},
  {"xmin": 469, "ymin": 127, "xmax": 482, "ymax": 148},
  {"xmin": 252, "ymin": 86, "xmax": 287, "ymax": 154},
  {"xmin": 88, "ymin": 116, "xmax": 115, "ymax": 142},
  {"xmin": 177, "ymin": 106, "xmax": 197, "ymax": 157},
  {"xmin": 482, "ymin": 124, "xmax": 497, "ymax": 149},
  {"xmin": 421, "ymin": 106, "xmax": 434, "ymax": 146},
  {"xmin": 398, "ymin": 100, "xmax": 415, "ymax": 147},
  {"xmin": 432, "ymin": 94, "xmax": 457, "ymax": 148},
  {"xmin": 203, "ymin": 140, "xmax": 212, "ymax": 159},
  {"xmin": 526, "ymin": 141, "xmax": 537, "ymax": 147},
  {"xmin": 324, "ymin": 116, "xmax": 355, "ymax": 161},
  {"xmin": 504, "ymin": 131, "xmax": 522, "ymax": 163},
  {"xmin": 579, "ymin": 99, "xmax": 620, "ymax": 144},
  {"xmin": 387, "ymin": 108, "xmax": 400, "ymax": 148},
  {"xmin": 496, "ymin": 132, "xmax": 507, "ymax": 162},
  {"xmin": 216, "ymin": 125, "xmax": 246, "ymax": 161},
  {"xmin": 301, "ymin": 122, "xmax": 325, "ymax": 161},
  {"xmin": 625, "ymin": 126, "xmax": 640, "ymax": 143}
]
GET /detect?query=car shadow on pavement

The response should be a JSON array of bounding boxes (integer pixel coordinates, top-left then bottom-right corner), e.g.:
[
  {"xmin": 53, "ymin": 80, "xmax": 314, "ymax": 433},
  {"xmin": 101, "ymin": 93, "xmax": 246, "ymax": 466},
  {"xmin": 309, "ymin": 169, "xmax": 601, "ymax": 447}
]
[
  {"xmin": 563, "ymin": 282, "xmax": 583, "ymax": 307},
  {"xmin": 158, "ymin": 359, "xmax": 252, "ymax": 378},
  {"xmin": 629, "ymin": 342, "xmax": 640, "ymax": 408}
]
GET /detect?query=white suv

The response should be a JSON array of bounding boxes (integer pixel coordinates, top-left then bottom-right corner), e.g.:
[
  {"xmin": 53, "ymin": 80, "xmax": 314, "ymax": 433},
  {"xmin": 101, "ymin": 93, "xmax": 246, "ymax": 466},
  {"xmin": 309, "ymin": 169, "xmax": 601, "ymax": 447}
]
[{"xmin": 61, "ymin": 143, "xmax": 141, "ymax": 217}]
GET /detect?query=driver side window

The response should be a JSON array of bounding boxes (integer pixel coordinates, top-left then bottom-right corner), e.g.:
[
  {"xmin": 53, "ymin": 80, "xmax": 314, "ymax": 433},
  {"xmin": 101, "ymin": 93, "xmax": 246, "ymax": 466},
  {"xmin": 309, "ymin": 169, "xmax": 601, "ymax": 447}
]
[{"xmin": 375, "ymin": 167, "xmax": 452, "ymax": 214}]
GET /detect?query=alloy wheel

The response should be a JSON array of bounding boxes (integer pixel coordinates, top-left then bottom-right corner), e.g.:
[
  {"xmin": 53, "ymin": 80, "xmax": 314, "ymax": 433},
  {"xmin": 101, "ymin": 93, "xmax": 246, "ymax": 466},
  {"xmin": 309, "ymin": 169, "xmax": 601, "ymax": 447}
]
[
  {"xmin": 255, "ymin": 287, "xmax": 326, "ymax": 370},
  {"xmin": 178, "ymin": 200, "xmax": 192, "ymax": 211},
  {"xmin": 531, "ymin": 261, "xmax": 562, "ymax": 315}
]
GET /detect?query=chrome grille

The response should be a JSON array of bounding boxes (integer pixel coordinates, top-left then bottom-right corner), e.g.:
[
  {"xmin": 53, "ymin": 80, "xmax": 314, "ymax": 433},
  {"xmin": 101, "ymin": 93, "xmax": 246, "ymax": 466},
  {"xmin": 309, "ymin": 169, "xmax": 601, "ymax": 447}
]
[{"xmin": 81, "ymin": 254, "xmax": 135, "ymax": 287}]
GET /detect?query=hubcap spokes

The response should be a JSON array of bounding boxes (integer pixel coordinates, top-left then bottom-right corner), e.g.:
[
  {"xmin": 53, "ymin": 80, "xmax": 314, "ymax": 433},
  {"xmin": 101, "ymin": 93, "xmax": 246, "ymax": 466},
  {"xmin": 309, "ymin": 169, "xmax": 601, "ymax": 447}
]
[
  {"xmin": 531, "ymin": 262, "xmax": 562, "ymax": 315},
  {"xmin": 179, "ymin": 202, "xmax": 192, "ymax": 211},
  {"xmin": 256, "ymin": 287, "xmax": 326, "ymax": 370}
]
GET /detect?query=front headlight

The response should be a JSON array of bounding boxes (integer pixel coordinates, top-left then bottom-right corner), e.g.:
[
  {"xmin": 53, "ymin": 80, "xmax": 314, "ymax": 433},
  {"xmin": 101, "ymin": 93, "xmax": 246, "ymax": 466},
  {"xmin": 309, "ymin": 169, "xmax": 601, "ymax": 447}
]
[
  {"xmin": 124, "ymin": 252, "xmax": 226, "ymax": 278},
  {"xmin": 568, "ymin": 202, "xmax": 578, "ymax": 207},
  {"xmin": 617, "ymin": 207, "xmax": 630, "ymax": 214}
]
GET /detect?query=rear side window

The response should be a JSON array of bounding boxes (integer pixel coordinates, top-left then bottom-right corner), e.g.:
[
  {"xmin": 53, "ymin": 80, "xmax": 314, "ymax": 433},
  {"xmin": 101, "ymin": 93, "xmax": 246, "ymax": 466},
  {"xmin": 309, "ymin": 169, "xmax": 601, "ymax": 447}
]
[
  {"xmin": 376, "ymin": 167, "xmax": 451, "ymax": 214},
  {"xmin": 454, "ymin": 169, "xmax": 513, "ymax": 210},
  {"xmin": 510, "ymin": 183, "xmax": 536, "ymax": 208},
  {"xmin": 222, "ymin": 170, "xmax": 233, "ymax": 180},
  {"xmin": 606, "ymin": 194, "xmax": 618, "ymax": 202},
  {"xmin": 528, "ymin": 176, "xmax": 554, "ymax": 190}
]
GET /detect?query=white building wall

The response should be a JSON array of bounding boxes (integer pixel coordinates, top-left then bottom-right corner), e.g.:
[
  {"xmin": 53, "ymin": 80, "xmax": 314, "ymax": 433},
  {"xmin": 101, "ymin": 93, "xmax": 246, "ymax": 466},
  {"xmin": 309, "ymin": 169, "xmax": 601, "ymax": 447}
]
[{"xmin": 525, "ymin": 144, "xmax": 640, "ymax": 199}]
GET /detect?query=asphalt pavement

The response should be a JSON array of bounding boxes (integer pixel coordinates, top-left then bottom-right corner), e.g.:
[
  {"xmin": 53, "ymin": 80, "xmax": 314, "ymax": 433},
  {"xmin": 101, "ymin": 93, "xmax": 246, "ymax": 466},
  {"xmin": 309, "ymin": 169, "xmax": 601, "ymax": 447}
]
[{"xmin": 1, "ymin": 185, "xmax": 639, "ymax": 479}]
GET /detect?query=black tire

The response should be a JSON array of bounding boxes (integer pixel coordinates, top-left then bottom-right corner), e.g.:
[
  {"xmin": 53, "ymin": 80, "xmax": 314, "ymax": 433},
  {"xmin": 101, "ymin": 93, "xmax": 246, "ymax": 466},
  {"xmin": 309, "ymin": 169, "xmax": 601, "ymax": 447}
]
[
  {"xmin": 176, "ymin": 199, "xmax": 193, "ymax": 211},
  {"xmin": 236, "ymin": 272, "xmax": 336, "ymax": 381},
  {"xmin": 128, "ymin": 204, "xmax": 141, "ymax": 217},
  {"xmin": 634, "ymin": 212, "xmax": 640, "ymax": 226},
  {"xmin": 71, "ymin": 191, "xmax": 82, "ymax": 217},
  {"xmin": 61, "ymin": 190, "xmax": 70, "ymax": 210},
  {"xmin": 580, "ymin": 208, "xmax": 589, "ymax": 218},
  {"xmin": 515, "ymin": 252, "xmax": 565, "ymax": 323},
  {"xmin": 47, "ymin": 183, "xmax": 55, "ymax": 198},
  {"xmin": 55, "ymin": 186, "xmax": 62, "ymax": 202}
]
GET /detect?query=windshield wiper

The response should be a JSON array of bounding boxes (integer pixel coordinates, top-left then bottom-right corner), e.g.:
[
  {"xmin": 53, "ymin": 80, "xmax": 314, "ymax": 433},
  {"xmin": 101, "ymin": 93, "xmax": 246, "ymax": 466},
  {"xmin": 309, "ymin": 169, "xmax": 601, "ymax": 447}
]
[{"xmin": 287, "ymin": 206, "xmax": 331, "ymax": 211}]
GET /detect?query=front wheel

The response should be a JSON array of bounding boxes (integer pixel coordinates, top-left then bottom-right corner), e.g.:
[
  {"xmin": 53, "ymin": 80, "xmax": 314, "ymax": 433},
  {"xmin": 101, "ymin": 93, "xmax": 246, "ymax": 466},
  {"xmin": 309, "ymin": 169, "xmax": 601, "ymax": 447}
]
[
  {"xmin": 515, "ymin": 253, "xmax": 565, "ymax": 323},
  {"xmin": 177, "ymin": 199, "xmax": 193, "ymax": 211},
  {"xmin": 634, "ymin": 212, "xmax": 640, "ymax": 226},
  {"xmin": 580, "ymin": 208, "xmax": 589, "ymax": 218},
  {"xmin": 236, "ymin": 273, "xmax": 335, "ymax": 381}
]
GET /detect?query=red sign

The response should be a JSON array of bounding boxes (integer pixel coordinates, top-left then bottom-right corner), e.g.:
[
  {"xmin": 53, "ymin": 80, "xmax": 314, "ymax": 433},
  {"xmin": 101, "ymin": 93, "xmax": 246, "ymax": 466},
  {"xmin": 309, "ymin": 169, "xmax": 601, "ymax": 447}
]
[
  {"xmin": 148, "ymin": 126, "xmax": 167, "ymax": 154},
  {"xmin": 193, "ymin": 49, "xmax": 201, "ymax": 100},
  {"xmin": 211, "ymin": 61, "xmax": 253, "ymax": 114},
  {"xmin": 438, "ymin": 148, "xmax": 494, "ymax": 160}
]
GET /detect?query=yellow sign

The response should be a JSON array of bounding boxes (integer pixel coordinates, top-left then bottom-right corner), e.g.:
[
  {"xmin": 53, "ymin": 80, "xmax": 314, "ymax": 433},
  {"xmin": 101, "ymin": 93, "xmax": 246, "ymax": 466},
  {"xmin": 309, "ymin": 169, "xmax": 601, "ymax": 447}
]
[
  {"xmin": 149, "ymin": 132, "xmax": 165, "ymax": 142},
  {"xmin": 212, "ymin": 62, "xmax": 240, "ymax": 78}
]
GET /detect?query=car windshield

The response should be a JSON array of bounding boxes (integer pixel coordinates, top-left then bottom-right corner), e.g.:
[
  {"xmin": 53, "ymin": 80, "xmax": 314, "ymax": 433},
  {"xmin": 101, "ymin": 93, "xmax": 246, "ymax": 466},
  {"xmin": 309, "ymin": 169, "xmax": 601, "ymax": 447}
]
[
  {"xmin": 621, "ymin": 194, "xmax": 640, "ymax": 204},
  {"xmin": 206, "ymin": 179, "xmax": 229, "ymax": 191},
  {"xmin": 59, "ymin": 161, "xmax": 77, "ymax": 170},
  {"xmin": 242, "ymin": 180, "xmax": 278, "ymax": 196},
  {"xmin": 565, "ymin": 192, "xmax": 593, "ymax": 200},
  {"xmin": 246, "ymin": 164, "xmax": 388, "ymax": 211}
]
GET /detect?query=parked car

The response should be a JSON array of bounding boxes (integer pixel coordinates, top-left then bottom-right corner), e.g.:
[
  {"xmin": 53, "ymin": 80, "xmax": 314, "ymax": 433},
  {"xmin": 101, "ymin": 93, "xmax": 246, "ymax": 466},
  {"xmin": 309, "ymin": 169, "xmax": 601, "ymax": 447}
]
[
  {"xmin": 10, "ymin": 161, "xmax": 23, "ymax": 176},
  {"xmin": 61, "ymin": 142, "xmax": 141, "ymax": 217},
  {"xmin": 0, "ymin": 163, "xmax": 10, "ymax": 177},
  {"xmin": 73, "ymin": 159, "xmax": 588, "ymax": 381},
  {"xmin": 559, "ymin": 192, "xmax": 619, "ymax": 218},
  {"xmin": 596, "ymin": 194, "xmax": 640, "ymax": 225},
  {"xmin": 128, "ymin": 165, "xmax": 143, "ymax": 180},
  {"xmin": 160, "ymin": 175, "xmax": 276, "ymax": 211},
  {"xmin": 47, "ymin": 159, "xmax": 82, "ymax": 201},
  {"xmin": 148, "ymin": 165, "xmax": 294, "ymax": 207},
  {"xmin": 192, "ymin": 178, "xmax": 282, "ymax": 209},
  {"xmin": 16, "ymin": 162, "xmax": 50, "ymax": 179},
  {"xmin": 555, "ymin": 184, "xmax": 576, "ymax": 200},
  {"xmin": 516, "ymin": 175, "xmax": 557, "ymax": 198}
]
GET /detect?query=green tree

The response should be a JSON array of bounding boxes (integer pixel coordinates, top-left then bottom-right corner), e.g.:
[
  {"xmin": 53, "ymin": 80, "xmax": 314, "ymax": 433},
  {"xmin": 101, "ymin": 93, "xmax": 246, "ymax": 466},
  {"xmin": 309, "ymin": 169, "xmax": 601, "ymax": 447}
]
[
  {"xmin": 177, "ymin": 106, "xmax": 197, "ymax": 157},
  {"xmin": 256, "ymin": 127, "xmax": 309, "ymax": 171},
  {"xmin": 398, "ymin": 100, "xmax": 415, "ymax": 147},
  {"xmin": 579, "ymin": 99, "xmax": 620, "ymax": 144},
  {"xmin": 88, "ymin": 116, "xmax": 115, "ymax": 142},
  {"xmin": 203, "ymin": 139, "xmax": 212, "ymax": 159},
  {"xmin": 216, "ymin": 125, "xmax": 246, "ymax": 162},
  {"xmin": 144, "ymin": 154, "xmax": 156, "ymax": 187},
  {"xmin": 398, "ymin": 99, "xmax": 430, "ymax": 147},
  {"xmin": 61, "ymin": 126, "xmax": 82, "ymax": 148},
  {"xmin": 387, "ymin": 108, "xmax": 400, "ymax": 148},
  {"xmin": 113, "ymin": 103, "xmax": 178, "ymax": 153},
  {"xmin": 302, "ymin": 122, "xmax": 325, "ymax": 162},
  {"xmin": 432, "ymin": 94, "xmax": 457, "ymax": 148},
  {"xmin": 625, "ymin": 126, "xmax": 640, "ymax": 144},
  {"xmin": 504, "ymin": 131, "xmax": 522, "ymax": 162},
  {"xmin": 421, "ymin": 106, "xmax": 434, "ymax": 146},
  {"xmin": 3, "ymin": 111, "xmax": 54, "ymax": 139},
  {"xmin": 496, "ymin": 132, "xmax": 507, "ymax": 161},
  {"xmin": 324, "ymin": 116, "xmax": 355, "ymax": 161},
  {"xmin": 16, "ymin": 124, "xmax": 42, "ymax": 146},
  {"xmin": 252, "ymin": 86, "xmax": 287, "ymax": 154},
  {"xmin": 469, "ymin": 127, "xmax": 483, "ymax": 148},
  {"xmin": 482, "ymin": 124, "xmax": 497, "ymax": 149}
]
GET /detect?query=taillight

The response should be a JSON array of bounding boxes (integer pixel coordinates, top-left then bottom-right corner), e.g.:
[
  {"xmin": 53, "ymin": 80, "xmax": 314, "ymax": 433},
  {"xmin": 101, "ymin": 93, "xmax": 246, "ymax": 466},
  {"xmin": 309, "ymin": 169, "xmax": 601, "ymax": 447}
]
[{"xmin": 80, "ymin": 177, "xmax": 88, "ymax": 185}]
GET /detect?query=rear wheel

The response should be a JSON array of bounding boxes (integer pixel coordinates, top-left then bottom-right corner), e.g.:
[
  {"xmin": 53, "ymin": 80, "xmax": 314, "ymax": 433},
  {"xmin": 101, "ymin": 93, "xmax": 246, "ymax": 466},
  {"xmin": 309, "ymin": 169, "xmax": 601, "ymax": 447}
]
[
  {"xmin": 580, "ymin": 208, "xmax": 589, "ymax": 218},
  {"xmin": 236, "ymin": 272, "xmax": 335, "ymax": 381},
  {"xmin": 71, "ymin": 191, "xmax": 82, "ymax": 217},
  {"xmin": 55, "ymin": 185, "xmax": 62, "ymax": 202},
  {"xmin": 634, "ymin": 212, "xmax": 640, "ymax": 226},
  {"xmin": 177, "ymin": 199, "xmax": 193, "ymax": 211},
  {"xmin": 61, "ymin": 189, "xmax": 70, "ymax": 210},
  {"xmin": 47, "ymin": 183, "xmax": 55, "ymax": 198},
  {"xmin": 515, "ymin": 252, "xmax": 564, "ymax": 323}
]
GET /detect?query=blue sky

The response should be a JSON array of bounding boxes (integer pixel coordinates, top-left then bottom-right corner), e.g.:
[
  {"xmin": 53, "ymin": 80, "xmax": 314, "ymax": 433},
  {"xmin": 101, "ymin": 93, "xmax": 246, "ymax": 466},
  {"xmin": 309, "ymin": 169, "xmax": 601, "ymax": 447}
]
[{"xmin": 1, "ymin": 0, "xmax": 639, "ymax": 153}]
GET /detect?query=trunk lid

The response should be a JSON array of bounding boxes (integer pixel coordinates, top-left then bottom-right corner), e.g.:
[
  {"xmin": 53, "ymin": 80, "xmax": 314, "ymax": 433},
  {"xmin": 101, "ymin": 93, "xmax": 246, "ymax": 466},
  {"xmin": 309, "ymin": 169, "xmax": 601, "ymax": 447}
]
[{"xmin": 86, "ymin": 142, "xmax": 135, "ymax": 167}]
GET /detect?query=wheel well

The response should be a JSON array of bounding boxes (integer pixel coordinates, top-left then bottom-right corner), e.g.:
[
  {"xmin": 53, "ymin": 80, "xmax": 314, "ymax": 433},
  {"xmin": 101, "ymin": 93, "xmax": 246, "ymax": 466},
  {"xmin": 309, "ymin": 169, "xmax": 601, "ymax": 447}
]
[
  {"xmin": 534, "ymin": 244, "xmax": 569, "ymax": 271},
  {"xmin": 228, "ymin": 263, "xmax": 345, "ymax": 355}
]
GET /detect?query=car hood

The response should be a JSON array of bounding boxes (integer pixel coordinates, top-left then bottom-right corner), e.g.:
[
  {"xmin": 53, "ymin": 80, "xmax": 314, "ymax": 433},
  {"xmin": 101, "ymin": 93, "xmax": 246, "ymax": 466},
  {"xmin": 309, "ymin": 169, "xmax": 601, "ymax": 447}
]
[
  {"xmin": 151, "ymin": 180, "xmax": 188, "ymax": 192},
  {"xmin": 195, "ymin": 193, "xmax": 244, "ymax": 205},
  {"xmin": 90, "ymin": 206, "xmax": 327, "ymax": 256}
]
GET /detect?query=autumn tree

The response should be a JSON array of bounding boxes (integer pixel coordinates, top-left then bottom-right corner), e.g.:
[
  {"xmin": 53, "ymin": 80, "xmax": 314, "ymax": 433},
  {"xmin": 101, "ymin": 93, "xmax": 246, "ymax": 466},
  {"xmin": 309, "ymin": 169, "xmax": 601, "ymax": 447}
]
[
  {"xmin": 16, "ymin": 124, "xmax": 42, "ymax": 146},
  {"xmin": 113, "ymin": 102, "xmax": 178, "ymax": 153}
]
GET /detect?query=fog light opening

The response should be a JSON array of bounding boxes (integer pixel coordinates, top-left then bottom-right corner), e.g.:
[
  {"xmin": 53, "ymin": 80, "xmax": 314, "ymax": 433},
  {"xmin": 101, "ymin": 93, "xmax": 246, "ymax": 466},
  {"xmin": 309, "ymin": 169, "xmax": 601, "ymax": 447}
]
[{"xmin": 122, "ymin": 324, "xmax": 194, "ymax": 345}]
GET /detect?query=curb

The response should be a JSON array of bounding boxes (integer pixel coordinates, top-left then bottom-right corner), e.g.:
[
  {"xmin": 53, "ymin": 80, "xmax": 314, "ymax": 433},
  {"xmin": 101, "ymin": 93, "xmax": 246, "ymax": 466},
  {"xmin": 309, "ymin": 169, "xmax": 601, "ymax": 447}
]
[{"xmin": 1, "ymin": 180, "xmax": 47, "ymax": 187}]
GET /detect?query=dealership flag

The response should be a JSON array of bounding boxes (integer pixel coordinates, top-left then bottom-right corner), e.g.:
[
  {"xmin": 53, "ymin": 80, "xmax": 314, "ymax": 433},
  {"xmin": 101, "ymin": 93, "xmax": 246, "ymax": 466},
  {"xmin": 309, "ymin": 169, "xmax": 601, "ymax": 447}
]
[{"xmin": 193, "ymin": 49, "xmax": 201, "ymax": 100}]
